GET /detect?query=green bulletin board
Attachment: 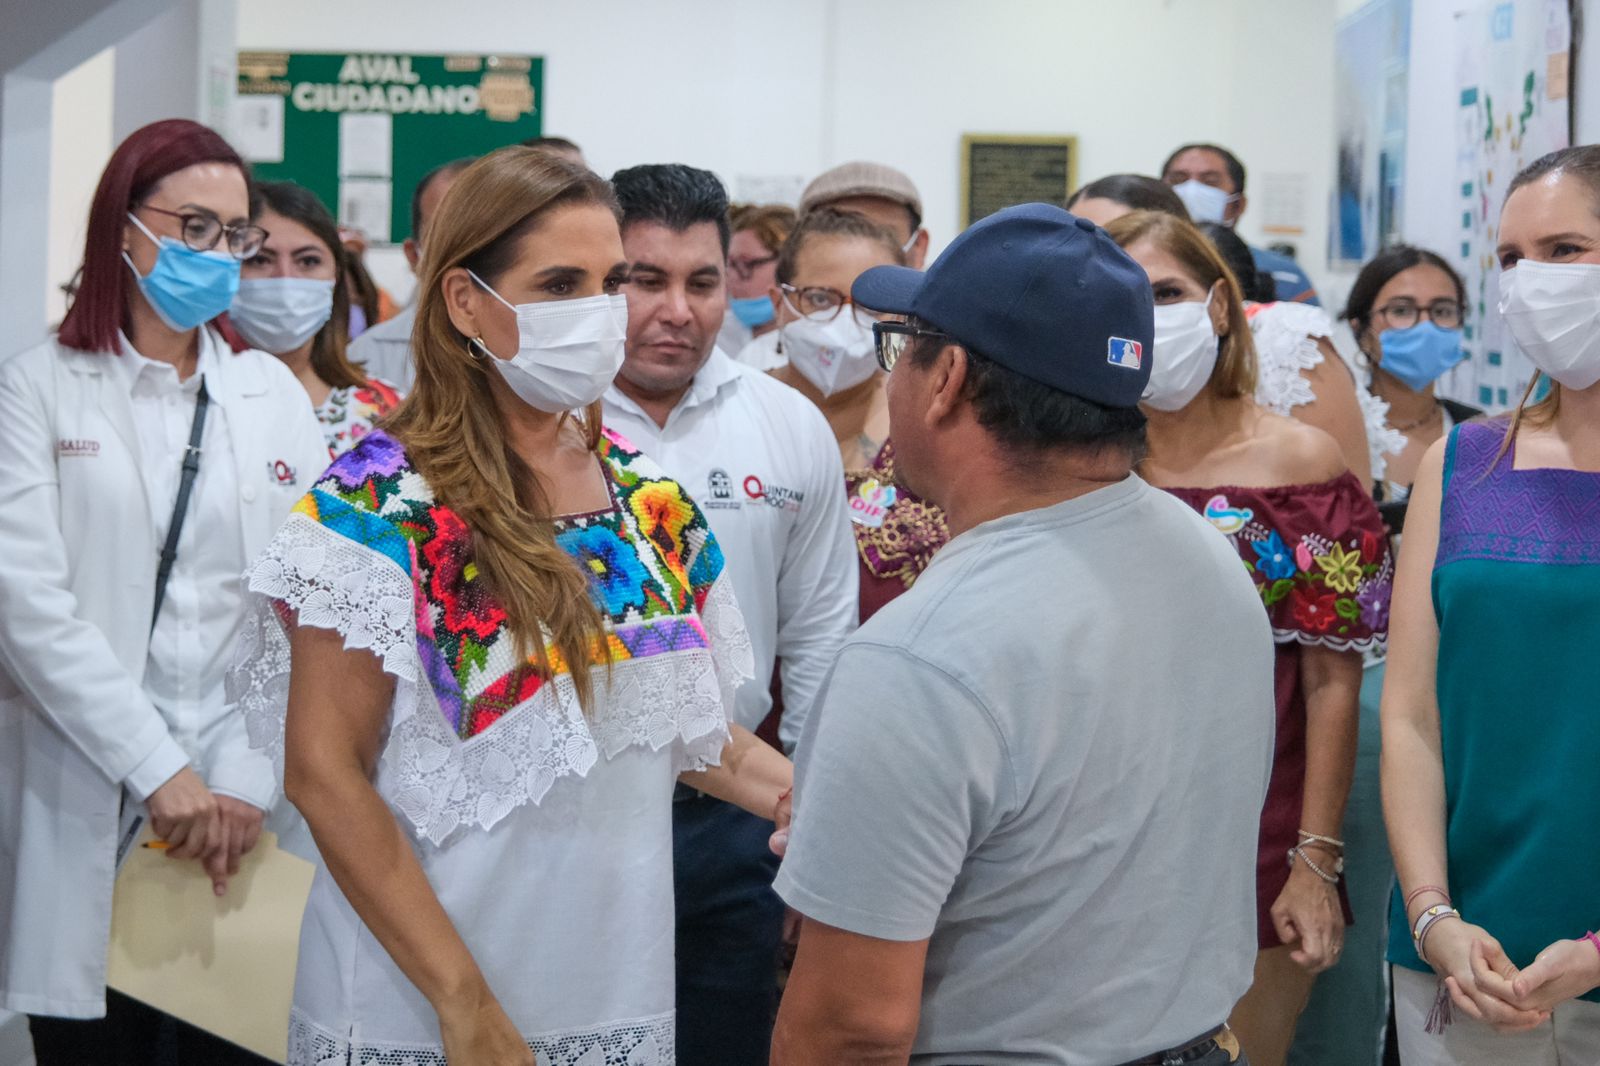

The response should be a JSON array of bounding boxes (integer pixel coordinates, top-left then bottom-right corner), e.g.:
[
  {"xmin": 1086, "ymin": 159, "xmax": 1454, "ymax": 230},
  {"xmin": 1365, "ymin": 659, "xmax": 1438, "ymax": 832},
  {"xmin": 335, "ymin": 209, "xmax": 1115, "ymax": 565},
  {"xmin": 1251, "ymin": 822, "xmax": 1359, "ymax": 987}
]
[{"xmin": 234, "ymin": 52, "xmax": 543, "ymax": 244}]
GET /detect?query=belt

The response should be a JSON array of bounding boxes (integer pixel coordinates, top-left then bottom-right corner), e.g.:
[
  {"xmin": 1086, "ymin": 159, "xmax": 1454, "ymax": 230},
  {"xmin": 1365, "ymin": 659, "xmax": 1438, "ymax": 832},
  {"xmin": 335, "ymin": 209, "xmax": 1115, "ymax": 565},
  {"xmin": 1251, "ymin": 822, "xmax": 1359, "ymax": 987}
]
[{"xmin": 1114, "ymin": 1024, "xmax": 1240, "ymax": 1066}]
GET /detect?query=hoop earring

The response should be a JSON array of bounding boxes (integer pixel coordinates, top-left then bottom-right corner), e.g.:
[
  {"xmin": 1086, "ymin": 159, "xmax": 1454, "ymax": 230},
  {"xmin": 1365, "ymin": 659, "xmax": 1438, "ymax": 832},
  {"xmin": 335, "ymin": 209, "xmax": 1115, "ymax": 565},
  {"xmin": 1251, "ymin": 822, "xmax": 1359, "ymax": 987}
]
[{"xmin": 467, "ymin": 335, "xmax": 487, "ymax": 360}]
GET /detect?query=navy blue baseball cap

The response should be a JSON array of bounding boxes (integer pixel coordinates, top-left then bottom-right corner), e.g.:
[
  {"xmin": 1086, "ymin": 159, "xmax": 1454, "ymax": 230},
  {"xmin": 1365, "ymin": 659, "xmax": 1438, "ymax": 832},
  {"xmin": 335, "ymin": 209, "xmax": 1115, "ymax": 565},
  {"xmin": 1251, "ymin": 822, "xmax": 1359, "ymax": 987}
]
[{"xmin": 852, "ymin": 203, "xmax": 1154, "ymax": 409}]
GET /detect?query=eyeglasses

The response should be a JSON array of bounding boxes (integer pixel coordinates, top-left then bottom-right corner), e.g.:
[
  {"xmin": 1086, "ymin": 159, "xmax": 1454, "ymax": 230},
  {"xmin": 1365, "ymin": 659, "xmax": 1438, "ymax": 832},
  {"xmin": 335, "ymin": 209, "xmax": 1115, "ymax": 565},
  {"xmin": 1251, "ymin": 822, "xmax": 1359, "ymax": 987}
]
[
  {"xmin": 137, "ymin": 204, "xmax": 269, "ymax": 260},
  {"xmin": 727, "ymin": 253, "xmax": 777, "ymax": 281},
  {"xmin": 872, "ymin": 321, "xmax": 950, "ymax": 372},
  {"xmin": 780, "ymin": 284, "xmax": 885, "ymax": 328},
  {"xmin": 1375, "ymin": 299, "xmax": 1463, "ymax": 330}
]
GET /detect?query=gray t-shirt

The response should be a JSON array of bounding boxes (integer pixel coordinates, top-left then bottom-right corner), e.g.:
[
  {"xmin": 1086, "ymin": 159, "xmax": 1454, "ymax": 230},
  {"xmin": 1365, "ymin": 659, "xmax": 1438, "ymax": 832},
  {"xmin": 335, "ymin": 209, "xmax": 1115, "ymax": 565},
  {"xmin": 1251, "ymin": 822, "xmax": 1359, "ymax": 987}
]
[{"xmin": 775, "ymin": 476, "xmax": 1275, "ymax": 1065}]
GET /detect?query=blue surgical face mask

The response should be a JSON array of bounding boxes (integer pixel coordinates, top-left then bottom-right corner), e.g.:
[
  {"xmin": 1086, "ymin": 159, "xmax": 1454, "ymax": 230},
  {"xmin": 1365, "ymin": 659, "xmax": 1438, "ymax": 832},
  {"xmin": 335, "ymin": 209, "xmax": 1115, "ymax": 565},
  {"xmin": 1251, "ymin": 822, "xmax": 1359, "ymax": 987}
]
[
  {"xmin": 123, "ymin": 213, "xmax": 241, "ymax": 331},
  {"xmin": 729, "ymin": 294, "xmax": 775, "ymax": 329},
  {"xmin": 1378, "ymin": 320, "xmax": 1465, "ymax": 391}
]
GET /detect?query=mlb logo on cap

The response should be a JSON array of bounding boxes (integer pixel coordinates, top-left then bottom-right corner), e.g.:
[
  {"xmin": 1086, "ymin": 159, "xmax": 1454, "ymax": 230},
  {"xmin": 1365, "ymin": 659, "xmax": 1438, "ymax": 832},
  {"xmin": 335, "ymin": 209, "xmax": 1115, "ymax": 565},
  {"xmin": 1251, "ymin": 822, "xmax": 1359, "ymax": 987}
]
[
  {"xmin": 1107, "ymin": 337, "xmax": 1143, "ymax": 371},
  {"xmin": 849, "ymin": 204, "xmax": 1155, "ymax": 408}
]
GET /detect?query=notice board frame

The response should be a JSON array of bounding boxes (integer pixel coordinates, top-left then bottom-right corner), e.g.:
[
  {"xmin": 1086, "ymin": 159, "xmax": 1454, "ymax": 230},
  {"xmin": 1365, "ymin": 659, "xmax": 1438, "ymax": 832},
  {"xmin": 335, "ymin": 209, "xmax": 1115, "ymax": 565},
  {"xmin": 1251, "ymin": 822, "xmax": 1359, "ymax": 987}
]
[
  {"xmin": 960, "ymin": 134, "xmax": 1079, "ymax": 229},
  {"xmin": 236, "ymin": 51, "xmax": 543, "ymax": 246}
]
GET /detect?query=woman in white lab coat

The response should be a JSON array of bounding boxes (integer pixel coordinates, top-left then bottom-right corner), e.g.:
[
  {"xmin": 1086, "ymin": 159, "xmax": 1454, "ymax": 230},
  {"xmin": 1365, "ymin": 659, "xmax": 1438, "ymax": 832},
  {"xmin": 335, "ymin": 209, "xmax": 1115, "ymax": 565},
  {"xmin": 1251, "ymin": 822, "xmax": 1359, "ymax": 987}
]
[{"xmin": 0, "ymin": 118, "xmax": 328, "ymax": 1064}]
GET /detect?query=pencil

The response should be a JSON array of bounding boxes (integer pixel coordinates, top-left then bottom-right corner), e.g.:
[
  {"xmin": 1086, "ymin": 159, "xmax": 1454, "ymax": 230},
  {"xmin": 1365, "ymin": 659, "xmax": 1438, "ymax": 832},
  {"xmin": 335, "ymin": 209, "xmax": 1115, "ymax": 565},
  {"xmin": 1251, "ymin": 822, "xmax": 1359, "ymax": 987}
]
[{"xmin": 142, "ymin": 840, "xmax": 173, "ymax": 850}]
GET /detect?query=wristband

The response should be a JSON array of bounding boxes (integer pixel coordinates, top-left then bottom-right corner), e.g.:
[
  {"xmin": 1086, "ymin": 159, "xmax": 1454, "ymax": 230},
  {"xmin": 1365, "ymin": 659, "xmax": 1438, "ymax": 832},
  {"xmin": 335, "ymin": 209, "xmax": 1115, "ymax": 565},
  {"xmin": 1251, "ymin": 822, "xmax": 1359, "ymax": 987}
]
[
  {"xmin": 1412, "ymin": 904, "xmax": 1460, "ymax": 965},
  {"xmin": 1412, "ymin": 904, "xmax": 1458, "ymax": 942},
  {"xmin": 1584, "ymin": 931, "xmax": 1600, "ymax": 958},
  {"xmin": 1416, "ymin": 908, "xmax": 1461, "ymax": 965}
]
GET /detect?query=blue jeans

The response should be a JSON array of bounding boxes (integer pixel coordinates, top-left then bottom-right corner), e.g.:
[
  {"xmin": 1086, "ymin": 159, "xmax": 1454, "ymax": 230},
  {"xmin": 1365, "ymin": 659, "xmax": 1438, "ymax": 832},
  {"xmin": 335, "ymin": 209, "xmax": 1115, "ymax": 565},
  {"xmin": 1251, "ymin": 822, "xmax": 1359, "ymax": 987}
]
[{"xmin": 672, "ymin": 789, "xmax": 784, "ymax": 1066}]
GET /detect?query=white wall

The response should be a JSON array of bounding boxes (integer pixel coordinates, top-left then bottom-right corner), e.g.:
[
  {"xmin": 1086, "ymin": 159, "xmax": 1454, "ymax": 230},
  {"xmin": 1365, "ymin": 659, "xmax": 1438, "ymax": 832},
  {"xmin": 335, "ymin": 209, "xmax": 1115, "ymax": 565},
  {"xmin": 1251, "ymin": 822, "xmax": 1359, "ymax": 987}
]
[
  {"xmin": 1576, "ymin": 0, "xmax": 1600, "ymax": 142},
  {"xmin": 47, "ymin": 48, "xmax": 115, "ymax": 325},
  {"xmin": 1407, "ymin": 0, "xmax": 1600, "ymax": 243},
  {"xmin": 232, "ymin": 0, "xmax": 1339, "ymax": 301}
]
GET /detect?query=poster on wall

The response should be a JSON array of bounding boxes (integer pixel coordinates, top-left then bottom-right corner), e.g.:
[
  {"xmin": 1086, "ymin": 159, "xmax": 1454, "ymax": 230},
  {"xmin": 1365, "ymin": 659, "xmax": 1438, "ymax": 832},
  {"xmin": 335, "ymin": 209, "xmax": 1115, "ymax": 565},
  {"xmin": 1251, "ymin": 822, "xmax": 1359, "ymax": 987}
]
[
  {"xmin": 234, "ymin": 52, "xmax": 543, "ymax": 245},
  {"xmin": 1441, "ymin": 0, "xmax": 1570, "ymax": 410},
  {"xmin": 1332, "ymin": 0, "xmax": 1410, "ymax": 267}
]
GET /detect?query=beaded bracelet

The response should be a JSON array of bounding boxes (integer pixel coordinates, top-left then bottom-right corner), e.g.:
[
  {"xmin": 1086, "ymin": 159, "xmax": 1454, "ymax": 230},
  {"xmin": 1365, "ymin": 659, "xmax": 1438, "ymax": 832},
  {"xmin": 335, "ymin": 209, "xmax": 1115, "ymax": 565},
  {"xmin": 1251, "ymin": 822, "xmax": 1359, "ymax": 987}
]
[
  {"xmin": 1297, "ymin": 828, "xmax": 1346, "ymax": 851},
  {"xmin": 1287, "ymin": 845, "xmax": 1342, "ymax": 883}
]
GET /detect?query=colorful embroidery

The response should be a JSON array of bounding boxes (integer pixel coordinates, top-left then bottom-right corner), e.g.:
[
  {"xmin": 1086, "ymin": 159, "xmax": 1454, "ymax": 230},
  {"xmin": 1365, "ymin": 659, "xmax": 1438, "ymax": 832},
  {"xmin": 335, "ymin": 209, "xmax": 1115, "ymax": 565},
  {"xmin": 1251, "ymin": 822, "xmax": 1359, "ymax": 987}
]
[
  {"xmin": 1246, "ymin": 529, "xmax": 1388, "ymax": 643},
  {"xmin": 1250, "ymin": 531, "xmax": 1296, "ymax": 581},
  {"xmin": 1204, "ymin": 494, "xmax": 1254, "ymax": 535},
  {"xmin": 1436, "ymin": 421, "xmax": 1600, "ymax": 569},
  {"xmin": 305, "ymin": 427, "xmax": 724, "ymax": 741},
  {"xmin": 846, "ymin": 441, "xmax": 949, "ymax": 590},
  {"xmin": 317, "ymin": 378, "xmax": 402, "ymax": 458},
  {"xmin": 1172, "ymin": 474, "xmax": 1392, "ymax": 653}
]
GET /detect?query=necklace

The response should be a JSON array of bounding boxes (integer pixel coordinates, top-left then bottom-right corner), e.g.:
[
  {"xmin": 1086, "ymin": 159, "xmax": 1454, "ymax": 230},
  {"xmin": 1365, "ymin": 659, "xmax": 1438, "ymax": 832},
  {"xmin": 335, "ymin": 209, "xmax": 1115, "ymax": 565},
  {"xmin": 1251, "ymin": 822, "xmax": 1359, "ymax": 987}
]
[{"xmin": 1390, "ymin": 399, "xmax": 1442, "ymax": 434}]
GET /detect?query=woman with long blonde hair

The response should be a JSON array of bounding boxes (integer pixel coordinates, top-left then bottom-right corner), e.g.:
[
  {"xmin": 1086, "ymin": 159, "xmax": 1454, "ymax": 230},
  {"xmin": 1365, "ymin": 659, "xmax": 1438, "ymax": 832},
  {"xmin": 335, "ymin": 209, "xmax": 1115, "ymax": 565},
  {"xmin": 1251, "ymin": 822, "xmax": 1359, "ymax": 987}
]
[
  {"xmin": 229, "ymin": 146, "xmax": 791, "ymax": 1066},
  {"xmin": 1382, "ymin": 146, "xmax": 1600, "ymax": 1062},
  {"xmin": 1106, "ymin": 210, "xmax": 1390, "ymax": 1066}
]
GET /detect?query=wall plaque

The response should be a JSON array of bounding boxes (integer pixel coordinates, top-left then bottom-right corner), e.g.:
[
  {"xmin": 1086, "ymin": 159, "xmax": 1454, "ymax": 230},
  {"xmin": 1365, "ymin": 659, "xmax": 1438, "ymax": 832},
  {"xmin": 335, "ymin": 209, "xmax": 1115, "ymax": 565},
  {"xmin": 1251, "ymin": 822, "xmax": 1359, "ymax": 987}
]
[{"xmin": 961, "ymin": 134, "xmax": 1078, "ymax": 228}]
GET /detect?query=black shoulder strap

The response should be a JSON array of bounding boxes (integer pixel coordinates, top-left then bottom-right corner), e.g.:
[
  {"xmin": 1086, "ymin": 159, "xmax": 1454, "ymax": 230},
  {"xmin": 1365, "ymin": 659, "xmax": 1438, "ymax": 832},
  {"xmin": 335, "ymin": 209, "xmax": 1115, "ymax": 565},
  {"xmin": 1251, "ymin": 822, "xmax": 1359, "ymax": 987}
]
[
  {"xmin": 151, "ymin": 378, "xmax": 210, "ymax": 631},
  {"xmin": 1441, "ymin": 397, "xmax": 1483, "ymax": 425}
]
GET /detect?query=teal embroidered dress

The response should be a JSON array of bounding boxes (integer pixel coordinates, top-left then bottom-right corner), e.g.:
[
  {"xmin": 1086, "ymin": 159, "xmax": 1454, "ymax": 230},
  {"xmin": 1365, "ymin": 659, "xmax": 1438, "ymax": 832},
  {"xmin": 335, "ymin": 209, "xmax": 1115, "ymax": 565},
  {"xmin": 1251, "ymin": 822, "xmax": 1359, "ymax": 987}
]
[{"xmin": 1387, "ymin": 421, "xmax": 1600, "ymax": 995}]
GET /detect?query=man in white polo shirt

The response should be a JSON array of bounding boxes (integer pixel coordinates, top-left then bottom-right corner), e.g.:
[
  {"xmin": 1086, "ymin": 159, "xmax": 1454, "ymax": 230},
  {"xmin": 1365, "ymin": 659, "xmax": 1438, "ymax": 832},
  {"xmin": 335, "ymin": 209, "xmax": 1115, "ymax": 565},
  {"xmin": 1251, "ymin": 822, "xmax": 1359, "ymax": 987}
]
[{"xmin": 603, "ymin": 163, "xmax": 857, "ymax": 1066}]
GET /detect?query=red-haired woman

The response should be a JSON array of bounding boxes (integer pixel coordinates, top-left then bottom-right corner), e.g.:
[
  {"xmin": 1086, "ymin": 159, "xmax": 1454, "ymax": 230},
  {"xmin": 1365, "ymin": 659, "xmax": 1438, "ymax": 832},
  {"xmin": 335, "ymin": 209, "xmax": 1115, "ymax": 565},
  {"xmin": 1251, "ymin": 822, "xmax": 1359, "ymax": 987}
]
[{"xmin": 0, "ymin": 119, "xmax": 328, "ymax": 1063}]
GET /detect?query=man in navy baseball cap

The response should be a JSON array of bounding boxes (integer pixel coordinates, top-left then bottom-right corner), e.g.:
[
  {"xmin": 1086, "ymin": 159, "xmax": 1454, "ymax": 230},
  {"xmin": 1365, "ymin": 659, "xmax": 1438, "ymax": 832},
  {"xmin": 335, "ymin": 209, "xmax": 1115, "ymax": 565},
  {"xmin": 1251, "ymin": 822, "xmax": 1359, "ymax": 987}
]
[
  {"xmin": 843, "ymin": 201, "xmax": 1155, "ymax": 508},
  {"xmin": 773, "ymin": 201, "xmax": 1273, "ymax": 1065},
  {"xmin": 854, "ymin": 200, "xmax": 1155, "ymax": 409}
]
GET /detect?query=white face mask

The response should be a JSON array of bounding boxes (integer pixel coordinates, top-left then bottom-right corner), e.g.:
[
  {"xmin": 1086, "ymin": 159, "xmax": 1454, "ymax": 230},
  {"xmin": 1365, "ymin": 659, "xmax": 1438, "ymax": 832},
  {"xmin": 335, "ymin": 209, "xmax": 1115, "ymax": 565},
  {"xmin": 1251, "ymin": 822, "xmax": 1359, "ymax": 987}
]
[
  {"xmin": 1143, "ymin": 293, "xmax": 1220, "ymax": 411},
  {"xmin": 1171, "ymin": 180, "xmax": 1237, "ymax": 226},
  {"xmin": 230, "ymin": 277, "xmax": 336, "ymax": 354},
  {"xmin": 469, "ymin": 271, "xmax": 628, "ymax": 413},
  {"xmin": 1498, "ymin": 260, "xmax": 1600, "ymax": 390},
  {"xmin": 780, "ymin": 307, "xmax": 879, "ymax": 396}
]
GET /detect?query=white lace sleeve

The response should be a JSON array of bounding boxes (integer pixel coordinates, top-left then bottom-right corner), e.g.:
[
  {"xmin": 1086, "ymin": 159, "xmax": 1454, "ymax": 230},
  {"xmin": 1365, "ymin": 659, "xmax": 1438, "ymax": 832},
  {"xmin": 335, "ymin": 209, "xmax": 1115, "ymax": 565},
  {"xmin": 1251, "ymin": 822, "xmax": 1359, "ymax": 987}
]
[
  {"xmin": 228, "ymin": 512, "xmax": 758, "ymax": 846},
  {"xmin": 679, "ymin": 576, "xmax": 753, "ymax": 773},
  {"xmin": 1336, "ymin": 347, "xmax": 1407, "ymax": 484},
  {"xmin": 1250, "ymin": 302, "xmax": 1334, "ymax": 416},
  {"xmin": 226, "ymin": 511, "xmax": 418, "ymax": 794}
]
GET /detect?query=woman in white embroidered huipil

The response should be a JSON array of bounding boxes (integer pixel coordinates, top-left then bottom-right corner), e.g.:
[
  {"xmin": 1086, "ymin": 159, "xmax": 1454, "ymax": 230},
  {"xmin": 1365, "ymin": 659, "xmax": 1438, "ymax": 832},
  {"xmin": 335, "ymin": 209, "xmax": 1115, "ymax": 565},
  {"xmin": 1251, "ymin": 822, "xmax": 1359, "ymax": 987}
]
[{"xmin": 230, "ymin": 148, "xmax": 791, "ymax": 1066}]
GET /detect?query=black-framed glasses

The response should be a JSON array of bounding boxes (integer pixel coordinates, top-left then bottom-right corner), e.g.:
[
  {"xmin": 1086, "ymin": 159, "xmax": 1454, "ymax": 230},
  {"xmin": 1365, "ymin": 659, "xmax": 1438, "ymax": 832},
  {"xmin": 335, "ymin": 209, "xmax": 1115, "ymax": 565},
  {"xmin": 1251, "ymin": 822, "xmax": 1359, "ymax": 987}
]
[
  {"xmin": 872, "ymin": 321, "xmax": 950, "ymax": 372},
  {"xmin": 780, "ymin": 283, "xmax": 884, "ymax": 328},
  {"xmin": 1375, "ymin": 299, "xmax": 1463, "ymax": 330},
  {"xmin": 137, "ymin": 204, "xmax": 269, "ymax": 260},
  {"xmin": 728, "ymin": 253, "xmax": 777, "ymax": 281}
]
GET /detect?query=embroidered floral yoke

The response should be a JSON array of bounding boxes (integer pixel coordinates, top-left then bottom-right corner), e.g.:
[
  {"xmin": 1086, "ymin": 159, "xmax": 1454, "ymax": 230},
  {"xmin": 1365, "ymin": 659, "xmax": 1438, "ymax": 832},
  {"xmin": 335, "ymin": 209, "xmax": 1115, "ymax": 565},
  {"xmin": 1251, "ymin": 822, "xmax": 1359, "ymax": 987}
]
[
  {"xmin": 233, "ymin": 427, "xmax": 749, "ymax": 843},
  {"xmin": 227, "ymin": 428, "xmax": 752, "ymax": 1065},
  {"xmin": 845, "ymin": 440, "xmax": 949, "ymax": 623},
  {"xmin": 1168, "ymin": 472, "xmax": 1390, "ymax": 946}
]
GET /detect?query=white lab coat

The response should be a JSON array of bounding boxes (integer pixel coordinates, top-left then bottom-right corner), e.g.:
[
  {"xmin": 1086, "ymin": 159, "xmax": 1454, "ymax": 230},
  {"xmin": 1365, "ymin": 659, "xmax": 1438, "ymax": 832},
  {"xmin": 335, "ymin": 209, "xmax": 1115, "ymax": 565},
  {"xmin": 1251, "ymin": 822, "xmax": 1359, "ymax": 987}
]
[{"xmin": 0, "ymin": 330, "xmax": 330, "ymax": 1018}]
